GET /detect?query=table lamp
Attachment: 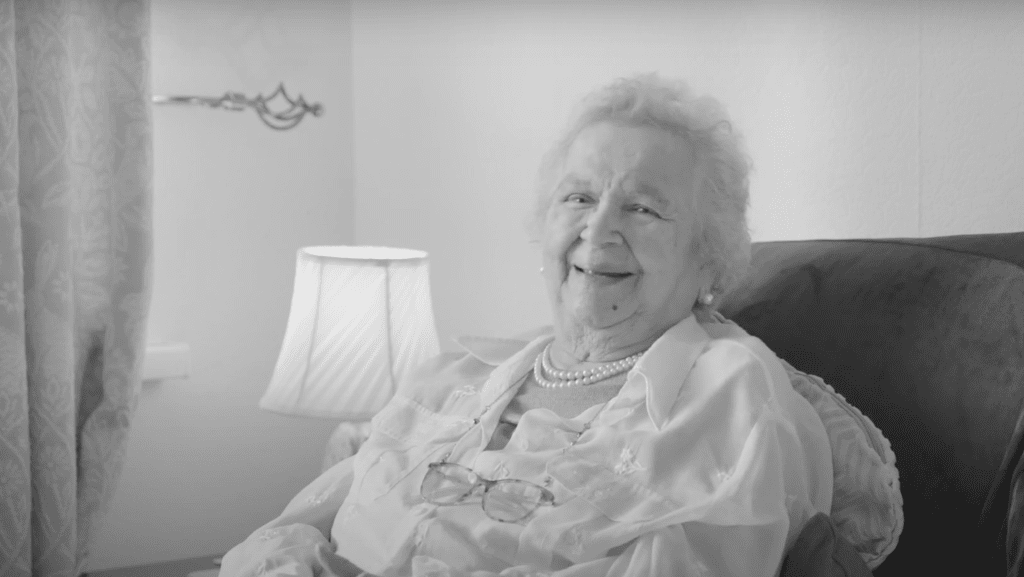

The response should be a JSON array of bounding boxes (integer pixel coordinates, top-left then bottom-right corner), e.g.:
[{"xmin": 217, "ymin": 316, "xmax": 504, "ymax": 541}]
[{"xmin": 260, "ymin": 246, "xmax": 440, "ymax": 420}]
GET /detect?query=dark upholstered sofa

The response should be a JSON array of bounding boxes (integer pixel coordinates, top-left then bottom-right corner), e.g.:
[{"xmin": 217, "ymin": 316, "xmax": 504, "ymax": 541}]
[{"xmin": 718, "ymin": 233, "xmax": 1024, "ymax": 577}]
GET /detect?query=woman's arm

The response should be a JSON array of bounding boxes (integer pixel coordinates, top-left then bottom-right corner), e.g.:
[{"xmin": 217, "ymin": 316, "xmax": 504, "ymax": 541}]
[
  {"xmin": 218, "ymin": 457, "xmax": 362, "ymax": 577},
  {"xmin": 403, "ymin": 523, "xmax": 789, "ymax": 577}
]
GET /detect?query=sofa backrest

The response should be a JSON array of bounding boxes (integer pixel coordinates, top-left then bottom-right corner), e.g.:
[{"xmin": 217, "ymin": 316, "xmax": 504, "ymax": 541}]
[{"xmin": 719, "ymin": 233, "xmax": 1024, "ymax": 577}]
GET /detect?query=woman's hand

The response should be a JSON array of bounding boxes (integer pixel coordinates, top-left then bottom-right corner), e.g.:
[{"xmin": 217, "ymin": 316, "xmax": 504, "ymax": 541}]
[
  {"xmin": 218, "ymin": 528, "xmax": 366, "ymax": 577},
  {"xmin": 312, "ymin": 541, "xmax": 372, "ymax": 577}
]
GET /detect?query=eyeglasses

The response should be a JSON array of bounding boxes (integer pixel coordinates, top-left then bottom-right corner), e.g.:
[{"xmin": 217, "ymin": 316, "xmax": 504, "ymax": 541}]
[{"xmin": 420, "ymin": 461, "xmax": 555, "ymax": 523}]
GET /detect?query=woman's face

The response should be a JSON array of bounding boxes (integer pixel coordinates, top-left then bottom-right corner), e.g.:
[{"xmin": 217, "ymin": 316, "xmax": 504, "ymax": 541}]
[{"xmin": 541, "ymin": 121, "xmax": 708, "ymax": 341}]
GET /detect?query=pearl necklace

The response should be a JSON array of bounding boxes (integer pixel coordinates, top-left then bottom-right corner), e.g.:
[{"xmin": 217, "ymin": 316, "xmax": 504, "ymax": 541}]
[{"xmin": 533, "ymin": 342, "xmax": 644, "ymax": 388}]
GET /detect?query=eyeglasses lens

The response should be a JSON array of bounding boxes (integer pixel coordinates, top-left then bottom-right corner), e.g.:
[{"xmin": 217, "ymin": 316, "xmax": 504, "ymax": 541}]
[
  {"xmin": 485, "ymin": 480, "xmax": 547, "ymax": 522},
  {"xmin": 422, "ymin": 463, "xmax": 477, "ymax": 504}
]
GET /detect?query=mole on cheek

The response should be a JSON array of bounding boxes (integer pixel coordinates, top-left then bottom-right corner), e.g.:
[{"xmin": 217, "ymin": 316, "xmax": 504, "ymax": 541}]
[{"xmin": 612, "ymin": 305, "xmax": 618, "ymax": 311}]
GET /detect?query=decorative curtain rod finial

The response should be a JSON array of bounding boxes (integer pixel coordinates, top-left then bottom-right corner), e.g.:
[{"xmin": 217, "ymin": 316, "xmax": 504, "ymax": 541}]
[{"xmin": 152, "ymin": 82, "xmax": 323, "ymax": 131}]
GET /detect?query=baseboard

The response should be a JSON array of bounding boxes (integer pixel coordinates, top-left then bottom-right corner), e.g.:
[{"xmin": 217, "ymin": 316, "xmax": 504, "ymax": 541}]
[{"xmin": 83, "ymin": 554, "xmax": 222, "ymax": 577}]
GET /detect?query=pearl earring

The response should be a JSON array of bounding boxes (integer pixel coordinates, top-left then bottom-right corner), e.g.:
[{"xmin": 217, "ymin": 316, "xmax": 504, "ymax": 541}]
[
  {"xmin": 699, "ymin": 292, "xmax": 714, "ymax": 306},
  {"xmin": 539, "ymin": 266, "xmax": 545, "ymax": 274}
]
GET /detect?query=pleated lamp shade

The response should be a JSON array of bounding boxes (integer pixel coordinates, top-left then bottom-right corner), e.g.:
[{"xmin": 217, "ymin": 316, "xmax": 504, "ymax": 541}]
[{"xmin": 260, "ymin": 246, "xmax": 440, "ymax": 420}]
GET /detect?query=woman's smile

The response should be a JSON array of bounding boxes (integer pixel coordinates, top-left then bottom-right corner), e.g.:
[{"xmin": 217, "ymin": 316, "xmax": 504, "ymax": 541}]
[
  {"xmin": 568, "ymin": 264, "xmax": 638, "ymax": 296},
  {"xmin": 570, "ymin": 264, "xmax": 635, "ymax": 281}
]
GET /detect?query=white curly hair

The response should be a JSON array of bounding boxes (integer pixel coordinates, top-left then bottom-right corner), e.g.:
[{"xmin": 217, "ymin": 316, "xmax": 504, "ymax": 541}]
[{"xmin": 527, "ymin": 72, "xmax": 752, "ymax": 311}]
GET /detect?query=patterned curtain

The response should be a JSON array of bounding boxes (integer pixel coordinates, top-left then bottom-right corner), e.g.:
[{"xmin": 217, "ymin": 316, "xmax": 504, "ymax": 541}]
[{"xmin": 0, "ymin": 1, "xmax": 152, "ymax": 575}]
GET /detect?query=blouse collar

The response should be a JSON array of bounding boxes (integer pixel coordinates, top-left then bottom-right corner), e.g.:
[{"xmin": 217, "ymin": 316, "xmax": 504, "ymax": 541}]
[{"xmin": 453, "ymin": 315, "xmax": 711, "ymax": 430}]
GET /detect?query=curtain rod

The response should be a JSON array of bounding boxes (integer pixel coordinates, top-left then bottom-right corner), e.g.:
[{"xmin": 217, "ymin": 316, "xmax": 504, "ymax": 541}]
[{"xmin": 152, "ymin": 83, "xmax": 323, "ymax": 131}]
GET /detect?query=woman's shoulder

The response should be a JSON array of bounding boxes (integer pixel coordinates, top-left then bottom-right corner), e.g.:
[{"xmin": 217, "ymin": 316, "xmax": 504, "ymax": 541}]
[
  {"xmin": 698, "ymin": 315, "xmax": 784, "ymax": 372},
  {"xmin": 394, "ymin": 333, "xmax": 540, "ymax": 410},
  {"xmin": 692, "ymin": 315, "xmax": 798, "ymax": 409},
  {"xmin": 394, "ymin": 349, "xmax": 488, "ymax": 410},
  {"xmin": 700, "ymin": 313, "xmax": 776, "ymax": 362}
]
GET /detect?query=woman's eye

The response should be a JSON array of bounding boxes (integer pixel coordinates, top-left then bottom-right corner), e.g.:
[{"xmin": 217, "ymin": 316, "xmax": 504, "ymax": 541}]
[
  {"xmin": 564, "ymin": 192, "xmax": 593, "ymax": 204},
  {"xmin": 630, "ymin": 204, "xmax": 660, "ymax": 218}
]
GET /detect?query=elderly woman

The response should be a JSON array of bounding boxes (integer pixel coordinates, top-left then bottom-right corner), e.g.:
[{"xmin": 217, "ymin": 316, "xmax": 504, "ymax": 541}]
[{"xmin": 220, "ymin": 74, "xmax": 834, "ymax": 577}]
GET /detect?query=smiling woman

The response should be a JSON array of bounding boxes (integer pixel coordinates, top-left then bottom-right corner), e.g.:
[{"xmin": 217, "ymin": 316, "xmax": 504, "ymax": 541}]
[{"xmin": 218, "ymin": 73, "xmax": 859, "ymax": 577}]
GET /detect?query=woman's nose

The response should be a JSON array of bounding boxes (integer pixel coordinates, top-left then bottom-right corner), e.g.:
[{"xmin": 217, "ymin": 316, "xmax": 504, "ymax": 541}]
[{"xmin": 580, "ymin": 202, "xmax": 622, "ymax": 244}]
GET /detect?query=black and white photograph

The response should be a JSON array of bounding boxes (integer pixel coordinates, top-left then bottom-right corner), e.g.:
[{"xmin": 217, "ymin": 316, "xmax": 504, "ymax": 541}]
[{"xmin": 1, "ymin": 1, "xmax": 1022, "ymax": 576}]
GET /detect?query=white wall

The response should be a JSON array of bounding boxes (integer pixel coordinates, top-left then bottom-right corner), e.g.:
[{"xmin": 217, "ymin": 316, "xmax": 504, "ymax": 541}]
[
  {"xmin": 88, "ymin": 0, "xmax": 352, "ymax": 570},
  {"xmin": 351, "ymin": 0, "xmax": 1024, "ymax": 350}
]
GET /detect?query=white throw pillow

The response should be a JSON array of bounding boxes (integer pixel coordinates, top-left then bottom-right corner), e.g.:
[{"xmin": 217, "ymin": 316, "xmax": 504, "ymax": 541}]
[{"xmin": 781, "ymin": 358, "xmax": 904, "ymax": 569}]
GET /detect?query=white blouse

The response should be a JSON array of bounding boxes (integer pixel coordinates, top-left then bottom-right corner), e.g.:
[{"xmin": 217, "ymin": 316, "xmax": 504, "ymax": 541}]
[{"xmin": 219, "ymin": 315, "xmax": 833, "ymax": 577}]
